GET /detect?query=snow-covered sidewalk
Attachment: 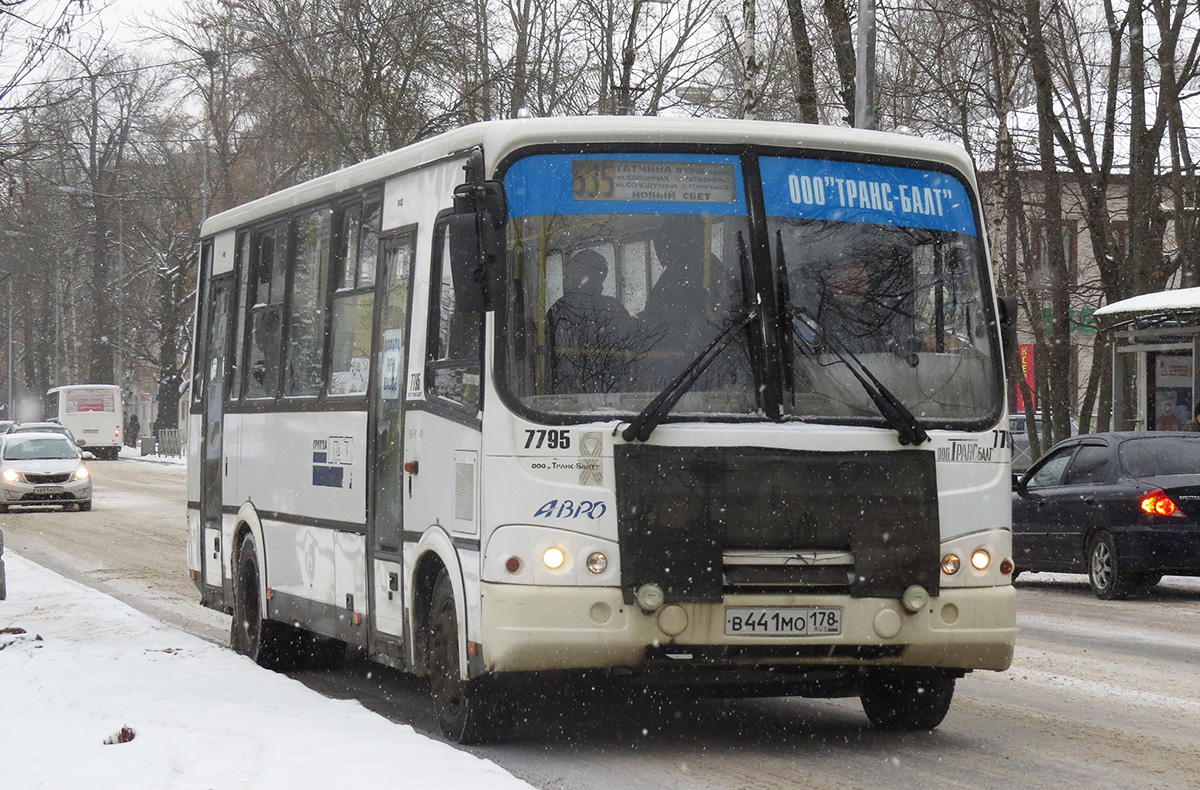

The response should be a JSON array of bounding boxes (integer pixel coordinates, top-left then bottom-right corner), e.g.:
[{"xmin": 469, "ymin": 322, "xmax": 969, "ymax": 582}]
[{"xmin": 0, "ymin": 553, "xmax": 532, "ymax": 790}]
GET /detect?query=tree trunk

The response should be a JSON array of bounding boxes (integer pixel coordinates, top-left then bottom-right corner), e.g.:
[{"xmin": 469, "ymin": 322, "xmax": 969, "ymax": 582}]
[
  {"xmin": 784, "ymin": 0, "xmax": 819, "ymax": 123},
  {"xmin": 822, "ymin": 0, "xmax": 856, "ymax": 125},
  {"xmin": 1025, "ymin": 0, "xmax": 1072, "ymax": 444}
]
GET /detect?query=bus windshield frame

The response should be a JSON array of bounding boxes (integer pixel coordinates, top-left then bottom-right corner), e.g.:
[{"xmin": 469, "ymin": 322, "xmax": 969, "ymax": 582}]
[{"xmin": 495, "ymin": 146, "xmax": 1003, "ymax": 432}]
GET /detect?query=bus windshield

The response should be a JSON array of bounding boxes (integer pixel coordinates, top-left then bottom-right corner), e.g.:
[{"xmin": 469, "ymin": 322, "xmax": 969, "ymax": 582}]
[
  {"xmin": 501, "ymin": 153, "xmax": 756, "ymax": 418},
  {"xmin": 499, "ymin": 150, "xmax": 1001, "ymax": 427},
  {"xmin": 762, "ymin": 156, "xmax": 997, "ymax": 425}
]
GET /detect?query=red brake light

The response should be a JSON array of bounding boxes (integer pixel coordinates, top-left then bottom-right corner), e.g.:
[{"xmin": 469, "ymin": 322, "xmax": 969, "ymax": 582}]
[{"xmin": 1140, "ymin": 489, "xmax": 1179, "ymax": 517}]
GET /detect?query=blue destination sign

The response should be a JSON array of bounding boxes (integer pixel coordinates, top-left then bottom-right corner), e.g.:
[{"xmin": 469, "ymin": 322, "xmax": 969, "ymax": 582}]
[
  {"xmin": 505, "ymin": 153, "xmax": 748, "ymax": 218},
  {"xmin": 758, "ymin": 156, "xmax": 977, "ymax": 237}
]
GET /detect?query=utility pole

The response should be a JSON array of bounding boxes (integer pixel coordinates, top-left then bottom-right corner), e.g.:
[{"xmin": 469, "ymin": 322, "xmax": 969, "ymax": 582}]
[{"xmin": 854, "ymin": 0, "xmax": 877, "ymax": 130}]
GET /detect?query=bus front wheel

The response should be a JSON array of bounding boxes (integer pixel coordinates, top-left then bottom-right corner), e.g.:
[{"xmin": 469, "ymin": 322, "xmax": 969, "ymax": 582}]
[
  {"xmin": 428, "ymin": 570, "xmax": 511, "ymax": 744},
  {"xmin": 231, "ymin": 532, "xmax": 308, "ymax": 670},
  {"xmin": 860, "ymin": 670, "xmax": 955, "ymax": 730}
]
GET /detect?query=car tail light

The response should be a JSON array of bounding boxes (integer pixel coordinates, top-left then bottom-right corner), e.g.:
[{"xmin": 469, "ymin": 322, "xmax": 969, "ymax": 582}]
[{"xmin": 1140, "ymin": 489, "xmax": 1181, "ymax": 517}]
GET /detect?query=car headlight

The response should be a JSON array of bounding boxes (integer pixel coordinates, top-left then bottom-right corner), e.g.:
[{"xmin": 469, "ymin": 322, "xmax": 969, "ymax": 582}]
[
  {"xmin": 1, "ymin": 468, "xmax": 20, "ymax": 483},
  {"xmin": 75, "ymin": 467, "xmax": 89, "ymax": 480}
]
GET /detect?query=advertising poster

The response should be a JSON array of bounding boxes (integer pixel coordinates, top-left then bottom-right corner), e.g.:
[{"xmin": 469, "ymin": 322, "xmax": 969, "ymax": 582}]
[{"xmin": 1153, "ymin": 354, "xmax": 1192, "ymax": 431}]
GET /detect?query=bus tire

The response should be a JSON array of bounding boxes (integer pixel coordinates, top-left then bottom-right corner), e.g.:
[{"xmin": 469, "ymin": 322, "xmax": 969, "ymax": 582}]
[
  {"xmin": 860, "ymin": 670, "xmax": 955, "ymax": 730},
  {"xmin": 231, "ymin": 532, "xmax": 307, "ymax": 670},
  {"xmin": 428, "ymin": 570, "xmax": 511, "ymax": 744}
]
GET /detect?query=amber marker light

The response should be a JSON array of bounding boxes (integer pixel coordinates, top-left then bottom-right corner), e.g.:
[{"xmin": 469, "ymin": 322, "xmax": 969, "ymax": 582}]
[
  {"xmin": 542, "ymin": 547, "xmax": 566, "ymax": 570},
  {"xmin": 941, "ymin": 554, "xmax": 961, "ymax": 575},
  {"xmin": 971, "ymin": 549, "xmax": 991, "ymax": 571},
  {"xmin": 1141, "ymin": 489, "xmax": 1180, "ymax": 517},
  {"xmin": 1000, "ymin": 558, "xmax": 1014, "ymax": 575}
]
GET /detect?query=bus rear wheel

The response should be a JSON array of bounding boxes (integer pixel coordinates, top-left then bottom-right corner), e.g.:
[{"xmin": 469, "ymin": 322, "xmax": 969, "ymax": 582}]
[
  {"xmin": 428, "ymin": 570, "xmax": 511, "ymax": 744},
  {"xmin": 231, "ymin": 532, "xmax": 309, "ymax": 670},
  {"xmin": 860, "ymin": 670, "xmax": 955, "ymax": 730}
]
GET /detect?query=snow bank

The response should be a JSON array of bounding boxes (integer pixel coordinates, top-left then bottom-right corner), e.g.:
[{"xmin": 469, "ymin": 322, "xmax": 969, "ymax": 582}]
[{"xmin": 0, "ymin": 554, "xmax": 531, "ymax": 790}]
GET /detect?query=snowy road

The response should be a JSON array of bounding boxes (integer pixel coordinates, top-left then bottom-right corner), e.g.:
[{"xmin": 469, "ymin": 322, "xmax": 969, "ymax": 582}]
[{"xmin": 5, "ymin": 459, "xmax": 1200, "ymax": 788}]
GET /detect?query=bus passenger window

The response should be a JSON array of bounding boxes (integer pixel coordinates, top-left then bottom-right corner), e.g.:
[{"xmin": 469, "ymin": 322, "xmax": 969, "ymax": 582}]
[
  {"xmin": 285, "ymin": 207, "xmax": 332, "ymax": 397},
  {"xmin": 328, "ymin": 196, "xmax": 382, "ymax": 397},
  {"xmin": 427, "ymin": 224, "xmax": 482, "ymax": 410},
  {"xmin": 230, "ymin": 234, "xmax": 251, "ymax": 400},
  {"xmin": 246, "ymin": 222, "xmax": 287, "ymax": 399}
]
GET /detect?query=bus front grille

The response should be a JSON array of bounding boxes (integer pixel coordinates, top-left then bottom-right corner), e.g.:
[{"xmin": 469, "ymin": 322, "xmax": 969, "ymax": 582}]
[{"xmin": 614, "ymin": 445, "xmax": 941, "ymax": 605}]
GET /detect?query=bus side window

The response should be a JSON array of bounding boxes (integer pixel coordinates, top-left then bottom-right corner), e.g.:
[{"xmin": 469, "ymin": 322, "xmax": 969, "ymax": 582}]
[
  {"xmin": 230, "ymin": 233, "xmax": 251, "ymax": 400},
  {"xmin": 285, "ymin": 207, "xmax": 332, "ymax": 397},
  {"xmin": 191, "ymin": 240, "xmax": 213, "ymax": 409},
  {"xmin": 328, "ymin": 197, "xmax": 381, "ymax": 397},
  {"xmin": 246, "ymin": 222, "xmax": 288, "ymax": 399},
  {"xmin": 427, "ymin": 220, "xmax": 482, "ymax": 411}
]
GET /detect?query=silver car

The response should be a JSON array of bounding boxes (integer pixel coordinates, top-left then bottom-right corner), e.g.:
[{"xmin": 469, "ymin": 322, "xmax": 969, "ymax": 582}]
[{"xmin": 0, "ymin": 432, "xmax": 92, "ymax": 512}]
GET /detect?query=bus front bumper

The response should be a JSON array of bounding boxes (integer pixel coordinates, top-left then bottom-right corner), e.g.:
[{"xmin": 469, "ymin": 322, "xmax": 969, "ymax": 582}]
[{"xmin": 478, "ymin": 583, "xmax": 1015, "ymax": 676}]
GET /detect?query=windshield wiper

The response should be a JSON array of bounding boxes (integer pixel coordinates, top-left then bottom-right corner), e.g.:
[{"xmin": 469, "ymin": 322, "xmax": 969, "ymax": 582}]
[
  {"xmin": 621, "ymin": 310, "xmax": 756, "ymax": 442},
  {"xmin": 771, "ymin": 231, "xmax": 927, "ymax": 446},
  {"xmin": 785, "ymin": 306, "xmax": 930, "ymax": 446},
  {"xmin": 622, "ymin": 233, "xmax": 758, "ymax": 443}
]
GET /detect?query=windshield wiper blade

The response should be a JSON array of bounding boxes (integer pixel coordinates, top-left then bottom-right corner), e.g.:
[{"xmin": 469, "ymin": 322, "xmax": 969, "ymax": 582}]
[
  {"xmin": 621, "ymin": 310, "xmax": 756, "ymax": 443},
  {"xmin": 622, "ymin": 232, "xmax": 758, "ymax": 443},
  {"xmin": 786, "ymin": 307, "xmax": 929, "ymax": 446}
]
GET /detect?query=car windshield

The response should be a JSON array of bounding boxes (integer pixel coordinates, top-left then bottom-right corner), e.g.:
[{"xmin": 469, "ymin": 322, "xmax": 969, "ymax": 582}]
[
  {"xmin": 497, "ymin": 150, "xmax": 1002, "ymax": 428},
  {"xmin": 1120, "ymin": 436, "xmax": 1200, "ymax": 476},
  {"xmin": 3, "ymin": 436, "xmax": 78, "ymax": 460}
]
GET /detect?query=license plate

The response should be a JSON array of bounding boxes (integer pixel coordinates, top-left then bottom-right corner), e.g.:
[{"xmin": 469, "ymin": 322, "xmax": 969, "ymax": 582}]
[
  {"xmin": 724, "ymin": 607, "xmax": 842, "ymax": 637},
  {"xmin": 36, "ymin": 486, "xmax": 64, "ymax": 494}
]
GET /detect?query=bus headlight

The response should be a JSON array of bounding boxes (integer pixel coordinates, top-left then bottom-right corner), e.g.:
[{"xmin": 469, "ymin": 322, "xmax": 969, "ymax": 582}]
[
  {"xmin": 971, "ymin": 549, "xmax": 991, "ymax": 570},
  {"xmin": 542, "ymin": 546, "xmax": 566, "ymax": 570},
  {"xmin": 941, "ymin": 554, "xmax": 961, "ymax": 575},
  {"xmin": 1, "ymin": 469, "xmax": 19, "ymax": 483},
  {"xmin": 586, "ymin": 552, "xmax": 608, "ymax": 574}
]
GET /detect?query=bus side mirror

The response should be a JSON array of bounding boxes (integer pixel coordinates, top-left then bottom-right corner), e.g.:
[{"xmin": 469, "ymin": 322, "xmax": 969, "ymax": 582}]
[
  {"xmin": 449, "ymin": 149, "xmax": 507, "ymax": 314},
  {"xmin": 448, "ymin": 213, "xmax": 490, "ymax": 314}
]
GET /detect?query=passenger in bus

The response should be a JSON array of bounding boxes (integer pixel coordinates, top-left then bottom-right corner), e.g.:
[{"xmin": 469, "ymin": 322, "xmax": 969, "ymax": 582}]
[
  {"xmin": 644, "ymin": 216, "xmax": 716, "ymax": 328},
  {"xmin": 546, "ymin": 250, "xmax": 635, "ymax": 393},
  {"xmin": 639, "ymin": 216, "xmax": 739, "ymax": 383},
  {"xmin": 814, "ymin": 255, "xmax": 893, "ymax": 354}
]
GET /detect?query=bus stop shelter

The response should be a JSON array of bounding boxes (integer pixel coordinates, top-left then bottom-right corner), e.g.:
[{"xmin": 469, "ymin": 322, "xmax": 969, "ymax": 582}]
[{"xmin": 1094, "ymin": 287, "xmax": 1200, "ymax": 431}]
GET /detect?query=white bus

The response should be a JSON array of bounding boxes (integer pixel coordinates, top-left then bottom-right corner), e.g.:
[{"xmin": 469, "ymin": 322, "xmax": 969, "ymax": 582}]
[
  {"xmin": 46, "ymin": 385, "xmax": 123, "ymax": 460},
  {"xmin": 188, "ymin": 117, "xmax": 1017, "ymax": 743}
]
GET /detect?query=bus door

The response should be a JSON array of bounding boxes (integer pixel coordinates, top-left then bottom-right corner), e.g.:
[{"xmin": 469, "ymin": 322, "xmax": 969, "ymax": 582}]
[
  {"xmin": 200, "ymin": 276, "xmax": 232, "ymax": 589},
  {"xmin": 367, "ymin": 233, "xmax": 414, "ymax": 655}
]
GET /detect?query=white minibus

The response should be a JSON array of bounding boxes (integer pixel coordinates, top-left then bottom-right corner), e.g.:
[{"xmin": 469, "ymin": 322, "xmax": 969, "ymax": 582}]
[{"xmin": 188, "ymin": 117, "xmax": 1017, "ymax": 743}]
